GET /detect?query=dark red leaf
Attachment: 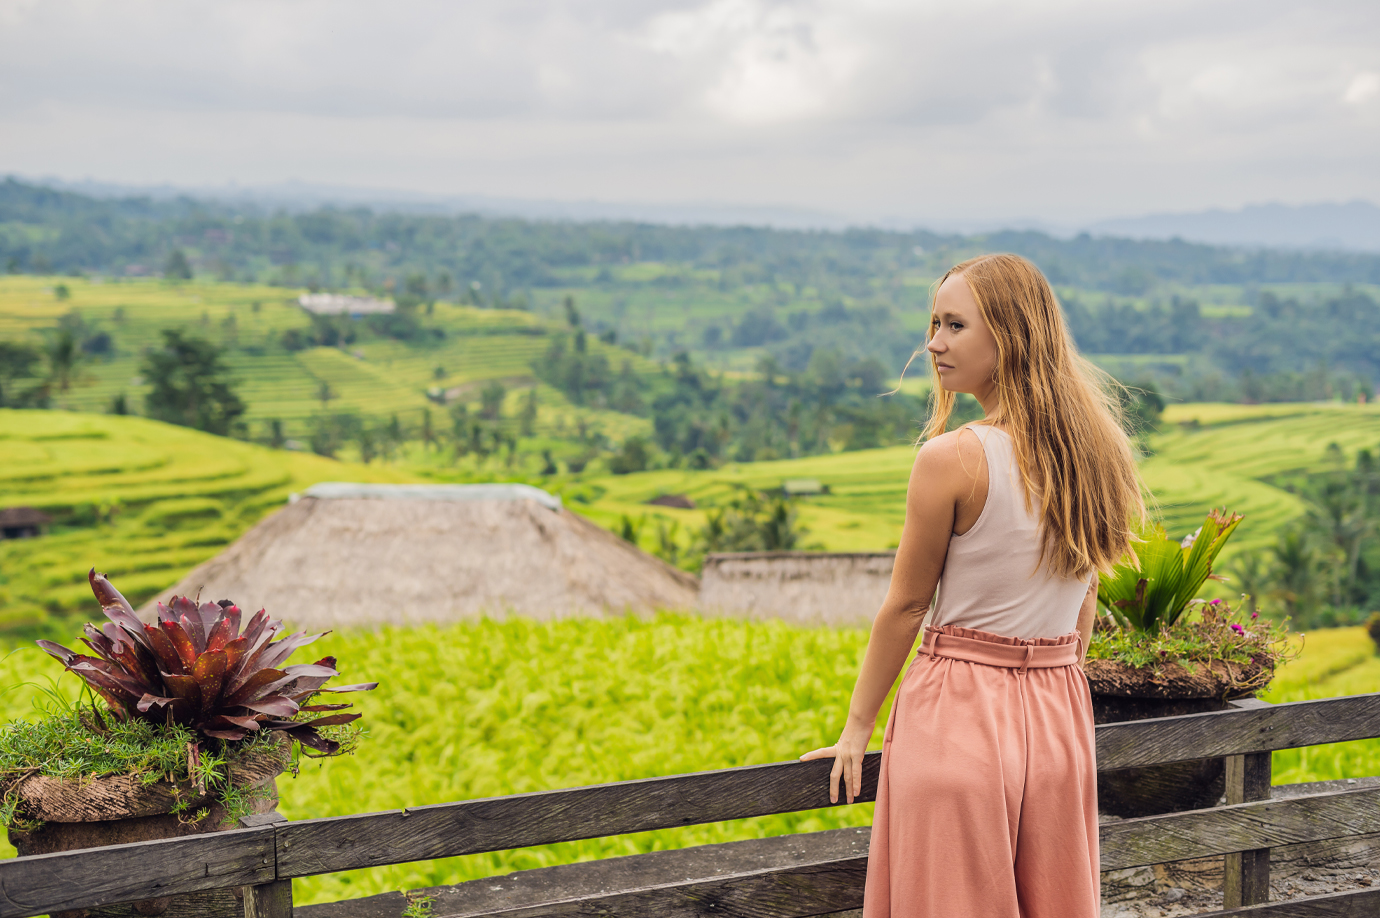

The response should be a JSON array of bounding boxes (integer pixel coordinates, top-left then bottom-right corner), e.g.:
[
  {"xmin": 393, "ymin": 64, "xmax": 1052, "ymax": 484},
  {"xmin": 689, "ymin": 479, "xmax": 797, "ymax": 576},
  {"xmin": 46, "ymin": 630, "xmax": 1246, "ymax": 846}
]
[
  {"xmin": 222, "ymin": 604, "xmax": 242, "ymax": 639},
  {"xmin": 229, "ymin": 622, "xmax": 282, "ymax": 690},
  {"xmin": 161, "ymin": 672, "xmax": 203, "ymax": 712},
  {"xmin": 170, "ymin": 595, "xmax": 196, "ymax": 616},
  {"xmin": 205, "ymin": 713, "xmax": 260, "ymax": 732},
  {"xmin": 277, "ymin": 725, "xmax": 341, "ymax": 755},
  {"xmin": 296, "ymin": 712, "xmax": 360, "ymax": 728},
  {"xmin": 239, "ymin": 609, "xmax": 271, "ymax": 650},
  {"xmin": 36, "ymin": 640, "xmax": 78, "ymax": 666},
  {"xmin": 225, "ymin": 667, "xmax": 289, "ymax": 706},
  {"xmin": 242, "ymin": 695, "xmax": 298, "ymax": 716},
  {"xmin": 88, "ymin": 570, "xmax": 143, "ymax": 634},
  {"xmin": 202, "ymin": 727, "xmax": 250, "ymax": 740},
  {"xmin": 143, "ymin": 624, "xmax": 186, "ymax": 675},
  {"xmin": 320, "ymin": 682, "xmax": 379, "ymax": 693},
  {"xmin": 177, "ymin": 611, "xmax": 206, "ymax": 655},
  {"xmin": 197, "ymin": 601, "xmax": 222, "ymax": 640},
  {"xmin": 281, "ymin": 663, "xmax": 339, "ymax": 678},
  {"xmin": 299, "ymin": 703, "xmax": 352, "ymax": 712},
  {"xmin": 136, "ymin": 692, "xmax": 177, "ymax": 713},
  {"xmin": 67, "ymin": 658, "xmax": 149, "ymax": 698},
  {"xmin": 255, "ymin": 630, "xmax": 327, "ymax": 673},
  {"xmin": 192, "ymin": 650, "xmax": 228, "ymax": 715},
  {"xmin": 96, "ymin": 622, "xmax": 124, "ymax": 654},
  {"xmin": 205, "ymin": 616, "xmax": 236, "ymax": 654},
  {"xmin": 159, "ymin": 620, "xmax": 199, "ymax": 672}
]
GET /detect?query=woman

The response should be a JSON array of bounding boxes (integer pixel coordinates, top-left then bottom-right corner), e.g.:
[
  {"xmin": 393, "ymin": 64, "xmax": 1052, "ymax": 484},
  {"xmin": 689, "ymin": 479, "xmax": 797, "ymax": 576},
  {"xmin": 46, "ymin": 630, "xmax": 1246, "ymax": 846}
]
[{"xmin": 802, "ymin": 254, "xmax": 1144, "ymax": 917}]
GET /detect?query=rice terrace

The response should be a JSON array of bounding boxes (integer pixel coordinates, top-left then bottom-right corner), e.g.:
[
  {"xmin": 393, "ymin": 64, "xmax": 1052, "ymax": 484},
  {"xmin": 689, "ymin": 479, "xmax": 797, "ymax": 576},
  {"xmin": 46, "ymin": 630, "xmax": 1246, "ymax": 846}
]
[{"xmin": 3, "ymin": 186, "xmax": 1380, "ymax": 916}]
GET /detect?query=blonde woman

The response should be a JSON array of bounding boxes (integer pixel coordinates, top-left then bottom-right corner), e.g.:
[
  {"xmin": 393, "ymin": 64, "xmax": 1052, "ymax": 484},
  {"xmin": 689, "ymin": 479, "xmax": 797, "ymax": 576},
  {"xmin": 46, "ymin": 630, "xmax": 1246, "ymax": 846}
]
[{"xmin": 802, "ymin": 254, "xmax": 1144, "ymax": 917}]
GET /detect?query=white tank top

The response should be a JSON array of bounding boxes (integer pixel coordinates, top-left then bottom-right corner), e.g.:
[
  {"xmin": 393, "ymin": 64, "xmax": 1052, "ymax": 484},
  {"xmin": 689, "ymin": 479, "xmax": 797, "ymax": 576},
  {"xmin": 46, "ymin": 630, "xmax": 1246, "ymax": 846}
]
[{"xmin": 929, "ymin": 425, "xmax": 1090, "ymax": 639}]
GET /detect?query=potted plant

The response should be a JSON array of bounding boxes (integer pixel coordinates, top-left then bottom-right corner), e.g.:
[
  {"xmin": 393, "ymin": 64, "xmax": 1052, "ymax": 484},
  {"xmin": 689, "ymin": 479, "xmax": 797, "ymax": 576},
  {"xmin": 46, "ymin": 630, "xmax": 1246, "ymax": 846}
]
[
  {"xmin": 1086, "ymin": 508, "xmax": 1294, "ymax": 817},
  {"xmin": 0, "ymin": 569, "xmax": 376, "ymax": 918}
]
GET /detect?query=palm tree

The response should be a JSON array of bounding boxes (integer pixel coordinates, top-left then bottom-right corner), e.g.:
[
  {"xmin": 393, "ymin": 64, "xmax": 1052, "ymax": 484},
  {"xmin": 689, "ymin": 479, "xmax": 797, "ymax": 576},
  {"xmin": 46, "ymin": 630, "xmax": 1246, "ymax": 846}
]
[
  {"xmin": 1269, "ymin": 528, "xmax": 1322, "ymax": 624},
  {"xmin": 1224, "ymin": 551, "xmax": 1271, "ymax": 616},
  {"xmin": 43, "ymin": 329, "xmax": 85, "ymax": 404},
  {"xmin": 1302, "ymin": 471, "xmax": 1375, "ymax": 609}
]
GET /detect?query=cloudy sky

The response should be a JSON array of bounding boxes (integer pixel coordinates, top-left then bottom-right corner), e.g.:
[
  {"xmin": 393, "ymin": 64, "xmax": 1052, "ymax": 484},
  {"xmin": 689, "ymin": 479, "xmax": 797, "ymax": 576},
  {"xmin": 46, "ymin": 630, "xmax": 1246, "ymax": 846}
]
[{"xmin": 1, "ymin": 0, "xmax": 1377, "ymax": 225}]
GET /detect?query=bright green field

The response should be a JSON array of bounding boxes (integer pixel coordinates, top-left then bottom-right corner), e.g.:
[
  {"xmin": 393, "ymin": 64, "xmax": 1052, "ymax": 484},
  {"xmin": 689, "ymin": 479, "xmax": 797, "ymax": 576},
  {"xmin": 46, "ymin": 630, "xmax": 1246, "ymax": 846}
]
[{"xmin": 0, "ymin": 616, "xmax": 1374, "ymax": 906}]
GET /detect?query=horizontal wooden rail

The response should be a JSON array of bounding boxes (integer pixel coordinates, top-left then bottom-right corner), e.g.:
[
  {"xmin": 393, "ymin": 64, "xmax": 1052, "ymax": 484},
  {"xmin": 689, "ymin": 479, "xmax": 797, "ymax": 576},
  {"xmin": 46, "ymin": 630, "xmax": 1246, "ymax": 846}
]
[
  {"xmin": 4, "ymin": 693, "xmax": 1380, "ymax": 917},
  {"xmin": 295, "ymin": 823, "xmax": 1380, "ymax": 918},
  {"xmin": 276, "ymin": 754, "xmax": 882, "ymax": 879},
  {"xmin": 1197, "ymin": 887, "xmax": 1380, "ymax": 916},
  {"xmin": 1095, "ymin": 694, "xmax": 1380, "ymax": 770},
  {"xmin": 0, "ymin": 826, "xmax": 274, "ymax": 918},
  {"xmin": 1100, "ymin": 785, "xmax": 1380, "ymax": 869}
]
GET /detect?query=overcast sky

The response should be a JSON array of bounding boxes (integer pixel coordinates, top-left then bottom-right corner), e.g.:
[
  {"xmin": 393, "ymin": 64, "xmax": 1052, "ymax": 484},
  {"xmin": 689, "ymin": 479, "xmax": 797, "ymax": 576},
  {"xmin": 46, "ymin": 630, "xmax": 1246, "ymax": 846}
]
[{"xmin": 1, "ymin": 0, "xmax": 1377, "ymax": 226}]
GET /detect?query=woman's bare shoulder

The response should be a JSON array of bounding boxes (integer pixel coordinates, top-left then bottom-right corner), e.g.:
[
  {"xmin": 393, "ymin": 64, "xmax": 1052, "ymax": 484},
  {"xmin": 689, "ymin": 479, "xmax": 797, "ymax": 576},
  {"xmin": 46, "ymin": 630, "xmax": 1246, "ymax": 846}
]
[{"xmin": 912, "ymin": 426, "xmax": 987, "ymax": 482}]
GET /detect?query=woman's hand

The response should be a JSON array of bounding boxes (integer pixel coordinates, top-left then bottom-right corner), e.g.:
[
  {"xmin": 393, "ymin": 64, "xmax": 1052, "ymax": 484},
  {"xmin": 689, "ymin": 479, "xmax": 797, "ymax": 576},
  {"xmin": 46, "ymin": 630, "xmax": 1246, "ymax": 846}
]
[{"xmin": 800, "ymin": 713, "xmax": 875, "ymax": 804}]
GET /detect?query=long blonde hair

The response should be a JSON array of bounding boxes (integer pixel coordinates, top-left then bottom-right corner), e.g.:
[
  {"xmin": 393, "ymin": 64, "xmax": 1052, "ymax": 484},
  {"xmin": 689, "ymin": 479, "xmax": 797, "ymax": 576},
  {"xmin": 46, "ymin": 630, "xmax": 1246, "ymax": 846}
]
[{"xmin": 916, "ymin": 253, "xmax": 1145, "ymax": 578}]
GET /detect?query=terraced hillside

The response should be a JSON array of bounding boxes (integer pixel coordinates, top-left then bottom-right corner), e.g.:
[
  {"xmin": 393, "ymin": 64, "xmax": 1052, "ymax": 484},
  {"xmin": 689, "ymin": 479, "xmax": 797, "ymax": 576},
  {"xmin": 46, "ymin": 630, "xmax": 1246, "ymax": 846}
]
[
  {"xmin": 0, "ymin": 276, "xmax": 654, "ymax": 441},
  {"xmin": 578, "ymin": 400, "xmax": 1380, "ymax": 563},
  {"xmin": 0, "ymin": 410, "xmax": 418, "ymax": 627}
]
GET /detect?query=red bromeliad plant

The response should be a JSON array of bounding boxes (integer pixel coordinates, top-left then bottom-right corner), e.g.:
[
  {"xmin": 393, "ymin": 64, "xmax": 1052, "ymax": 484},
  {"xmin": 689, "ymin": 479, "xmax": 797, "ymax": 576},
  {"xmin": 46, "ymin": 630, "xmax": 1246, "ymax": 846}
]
[{"xmin": 37, "ymin": 570, "xmax": 376, "ymax": 756}]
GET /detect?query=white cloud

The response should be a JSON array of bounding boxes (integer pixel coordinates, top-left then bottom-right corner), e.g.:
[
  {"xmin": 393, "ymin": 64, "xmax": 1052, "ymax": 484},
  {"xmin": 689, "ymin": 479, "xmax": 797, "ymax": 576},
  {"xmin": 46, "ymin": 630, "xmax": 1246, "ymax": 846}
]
[
  {"xmin": 0, "ymin": 0, "xmax": 1377, "ymax": 224},
  {"xmin": 1345, "ymin": 72, "xmax": 1380, "ymax": 105}
]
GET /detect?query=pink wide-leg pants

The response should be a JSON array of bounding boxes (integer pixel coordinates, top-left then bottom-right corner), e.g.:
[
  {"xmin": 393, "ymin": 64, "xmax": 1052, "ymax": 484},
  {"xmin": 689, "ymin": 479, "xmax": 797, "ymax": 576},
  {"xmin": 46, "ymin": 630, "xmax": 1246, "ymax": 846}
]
[{"xmin": 863, "ymin": 624, "xmax": 1100, "ymax": 918}]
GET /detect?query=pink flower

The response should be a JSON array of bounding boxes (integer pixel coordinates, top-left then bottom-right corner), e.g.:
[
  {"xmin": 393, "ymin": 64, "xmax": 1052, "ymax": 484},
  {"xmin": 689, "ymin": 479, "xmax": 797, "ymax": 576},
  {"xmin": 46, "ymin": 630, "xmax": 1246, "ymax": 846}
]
[
  {"xmin": 1251, "ymin": 611, "xmax": 1259, "ymax": 620},
  {"xmin": 1230, "ymin": 623, "xmax": 1246, "ymax": 635},
  {"xmin": 1210, "ymin": 599, "xmax": 1222, "ymax": 606}
]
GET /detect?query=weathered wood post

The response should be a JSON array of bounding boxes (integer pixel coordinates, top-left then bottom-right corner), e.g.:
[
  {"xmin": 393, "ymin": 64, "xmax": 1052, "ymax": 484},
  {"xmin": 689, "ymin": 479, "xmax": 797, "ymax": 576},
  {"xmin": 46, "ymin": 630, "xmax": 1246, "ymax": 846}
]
[
  {"xmin": 241, "ymin": 811, "xmax": 293, "ymax": 918},
  {"xmin": 1223, "ymin": 698, "xmax": 1272, "ymax": 907}
]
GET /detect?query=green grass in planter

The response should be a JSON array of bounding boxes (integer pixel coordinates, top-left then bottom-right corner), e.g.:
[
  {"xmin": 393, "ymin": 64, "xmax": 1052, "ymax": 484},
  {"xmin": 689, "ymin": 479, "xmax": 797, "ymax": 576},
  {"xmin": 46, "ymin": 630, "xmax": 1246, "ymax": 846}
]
[{"xmin": 0, "ymin": 709, "xmax": 283, "ymax": 830}]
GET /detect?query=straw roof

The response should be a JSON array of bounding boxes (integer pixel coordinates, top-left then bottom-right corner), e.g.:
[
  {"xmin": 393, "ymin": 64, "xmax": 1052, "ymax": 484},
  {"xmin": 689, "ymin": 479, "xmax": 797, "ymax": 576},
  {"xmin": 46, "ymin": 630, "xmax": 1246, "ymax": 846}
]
[
  {"xmin": 0, "ymin": 507, "xmax": 51, "ymax": 527},
  {"xmin": 699, "ymin": 551, "xmax": 896, "ymax": 627},
  {"xmin": 141, "ymin": 484, "xmax": 699, "ymax": 629}
]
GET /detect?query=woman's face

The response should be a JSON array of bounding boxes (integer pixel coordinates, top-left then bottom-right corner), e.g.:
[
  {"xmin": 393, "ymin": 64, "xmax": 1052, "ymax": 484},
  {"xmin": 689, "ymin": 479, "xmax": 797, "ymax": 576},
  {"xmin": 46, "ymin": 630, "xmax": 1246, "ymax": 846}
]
[{"xmin": 927, "ymin": 273, "xmax": 999, "ymax": 400}]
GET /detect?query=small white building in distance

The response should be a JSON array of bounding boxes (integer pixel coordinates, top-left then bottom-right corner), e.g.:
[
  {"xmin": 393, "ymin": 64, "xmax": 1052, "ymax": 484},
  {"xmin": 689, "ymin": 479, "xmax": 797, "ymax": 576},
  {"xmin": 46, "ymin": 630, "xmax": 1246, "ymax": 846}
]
[{"xmin": 297, "ymin": 293, "xmax": 396, "ymax": 316}]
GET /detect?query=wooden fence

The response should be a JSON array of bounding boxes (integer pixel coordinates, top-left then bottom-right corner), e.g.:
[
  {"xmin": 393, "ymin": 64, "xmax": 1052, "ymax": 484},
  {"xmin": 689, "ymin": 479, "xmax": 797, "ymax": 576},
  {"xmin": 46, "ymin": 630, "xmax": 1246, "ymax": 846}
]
[{"xmin": 3, "ymin": 694, "xmax": 1380, "ymax": 918}]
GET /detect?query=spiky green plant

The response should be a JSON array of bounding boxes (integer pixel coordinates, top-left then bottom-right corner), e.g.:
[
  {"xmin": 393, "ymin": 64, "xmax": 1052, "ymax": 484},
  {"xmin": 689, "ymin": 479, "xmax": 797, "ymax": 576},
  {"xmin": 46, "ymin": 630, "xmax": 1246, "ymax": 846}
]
[
  {"xmin": 37, "ymin": 570, "xmax": 376, "ymax": 755},
  {"xmin": 1099, "ymin": 508, "xmax": 1244, "ymax": 633}
]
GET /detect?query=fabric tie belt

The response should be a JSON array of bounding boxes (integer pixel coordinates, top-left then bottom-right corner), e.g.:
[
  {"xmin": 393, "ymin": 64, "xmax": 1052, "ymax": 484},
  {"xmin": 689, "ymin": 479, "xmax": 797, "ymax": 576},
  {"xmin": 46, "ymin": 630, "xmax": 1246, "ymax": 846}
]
[{"xmin": 919, "ymin": 627, "xmax": 1081, "ymax": 672}]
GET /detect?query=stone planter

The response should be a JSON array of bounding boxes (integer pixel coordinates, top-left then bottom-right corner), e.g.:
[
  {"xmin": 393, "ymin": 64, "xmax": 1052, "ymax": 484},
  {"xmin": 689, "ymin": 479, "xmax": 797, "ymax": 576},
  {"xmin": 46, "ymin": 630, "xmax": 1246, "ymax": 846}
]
[
  {"xmin": 1087, "ymin": 656, "xmax": 1273, "ymax": 818},
  {"xmin": 7, "ymin": 737, "xmax": 290, "ymax": 918}
]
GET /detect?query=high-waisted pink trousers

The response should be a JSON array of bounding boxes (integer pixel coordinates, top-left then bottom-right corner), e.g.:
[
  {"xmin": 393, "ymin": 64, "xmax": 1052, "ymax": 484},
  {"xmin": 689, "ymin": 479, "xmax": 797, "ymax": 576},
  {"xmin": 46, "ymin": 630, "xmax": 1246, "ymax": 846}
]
[{"xmin": 863, "ymin": 624, "xmax": 1099, "ymax": 918}]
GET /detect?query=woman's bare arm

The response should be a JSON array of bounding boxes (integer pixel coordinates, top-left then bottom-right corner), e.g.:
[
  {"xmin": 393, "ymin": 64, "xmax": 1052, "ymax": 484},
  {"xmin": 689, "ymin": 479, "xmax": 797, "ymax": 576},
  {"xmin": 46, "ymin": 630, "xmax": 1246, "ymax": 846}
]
[
  {"xmin": 1076, "ymin": 572, "xmax": 1099, "ymax": 667},
  {"xmin": 800, "ymin": 428, "xmax": 986, "ymax": 803}
]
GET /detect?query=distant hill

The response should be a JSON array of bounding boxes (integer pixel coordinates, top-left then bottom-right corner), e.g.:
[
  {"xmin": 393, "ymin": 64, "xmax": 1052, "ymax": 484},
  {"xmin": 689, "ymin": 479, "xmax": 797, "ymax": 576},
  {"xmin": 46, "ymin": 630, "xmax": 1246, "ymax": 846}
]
[
  {"xmin": 6, "ymin": 177, "xmax": 1380, "ymax": 291},
  {"xmin": 1088, "ymin": 201, "xmax": 1380, "ymax": 253}
]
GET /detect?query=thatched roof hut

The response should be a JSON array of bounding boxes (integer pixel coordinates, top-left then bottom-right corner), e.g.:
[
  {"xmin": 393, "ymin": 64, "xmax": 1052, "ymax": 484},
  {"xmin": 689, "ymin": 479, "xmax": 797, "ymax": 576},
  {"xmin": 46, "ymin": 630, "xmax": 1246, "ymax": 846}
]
[
  {"xmin": 0, "ymin": 506, "xmax": 50, "ymax": 540},
  {"xmin": 141, "ymin": 483, "xmax": 699, "ymax": 629},
  {"xmin": 698, "ymin": 551, "xmax": 895, "ymax": 627}
]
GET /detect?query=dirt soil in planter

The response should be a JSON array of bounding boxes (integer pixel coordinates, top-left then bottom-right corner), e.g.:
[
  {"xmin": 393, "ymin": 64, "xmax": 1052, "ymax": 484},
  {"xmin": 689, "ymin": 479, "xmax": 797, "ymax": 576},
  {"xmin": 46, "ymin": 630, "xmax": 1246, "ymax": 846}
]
[{"xmin": 1084, "ymin": 657, "xmax": 1273, "ymax": 702}]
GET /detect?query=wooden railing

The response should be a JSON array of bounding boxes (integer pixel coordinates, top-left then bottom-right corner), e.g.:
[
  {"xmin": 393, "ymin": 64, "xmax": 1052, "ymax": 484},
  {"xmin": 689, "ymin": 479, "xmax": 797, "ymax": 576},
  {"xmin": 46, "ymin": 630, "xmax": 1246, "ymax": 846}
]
[{"xmin": 3, "ymin": 694, "xmax": 1380, "ymax": 917}]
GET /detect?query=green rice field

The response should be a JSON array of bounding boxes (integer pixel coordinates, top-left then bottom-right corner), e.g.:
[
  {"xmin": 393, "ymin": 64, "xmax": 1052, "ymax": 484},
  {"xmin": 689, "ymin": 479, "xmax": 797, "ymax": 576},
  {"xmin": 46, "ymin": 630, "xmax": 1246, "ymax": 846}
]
[
  {"xmin": 0, "ymin": 409, "xmax": 419, "ymax": 626},
  {"xmin": 580, "ymin": 400, "xmax": 1380, "ymax": 563},
  {"xmin": 0, "ymin": 615, "xmax": 1373, "ymax": 905},
  {"xmin": 5, "ymin": 398, "xmax": 1379, "ymax": 630}
]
